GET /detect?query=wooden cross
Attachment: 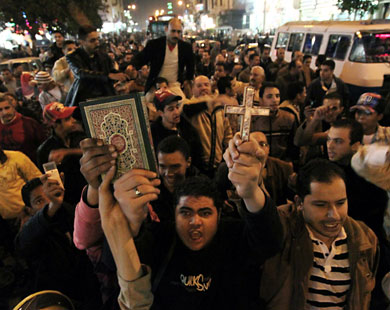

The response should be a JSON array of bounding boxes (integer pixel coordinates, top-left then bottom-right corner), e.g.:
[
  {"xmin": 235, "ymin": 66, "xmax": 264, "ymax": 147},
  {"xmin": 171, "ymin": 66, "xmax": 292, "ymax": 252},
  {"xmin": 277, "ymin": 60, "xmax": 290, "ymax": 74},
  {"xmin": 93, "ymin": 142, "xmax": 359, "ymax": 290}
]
[{"xmin": 224, "ymin": 86, "xmax": 270, "ymax": 141}]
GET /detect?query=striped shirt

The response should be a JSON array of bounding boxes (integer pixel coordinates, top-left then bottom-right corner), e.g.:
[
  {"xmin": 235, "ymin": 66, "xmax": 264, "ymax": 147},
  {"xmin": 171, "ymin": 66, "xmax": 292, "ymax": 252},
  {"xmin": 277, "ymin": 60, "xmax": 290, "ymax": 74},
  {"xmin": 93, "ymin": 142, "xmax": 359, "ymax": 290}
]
[{"xmin": 305, "ymin": 225, "xmax": 351, "ymax": 309}]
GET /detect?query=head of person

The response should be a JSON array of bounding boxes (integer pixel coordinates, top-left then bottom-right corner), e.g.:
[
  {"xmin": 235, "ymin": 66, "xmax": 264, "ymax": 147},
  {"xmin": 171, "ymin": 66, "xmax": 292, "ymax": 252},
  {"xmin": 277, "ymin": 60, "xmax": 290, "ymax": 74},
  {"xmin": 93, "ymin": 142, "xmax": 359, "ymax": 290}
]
[
  {"xmin": 13, "ymin": 290, "xmax": 75, "ymax": 310},
  {"xmin": 276, "ymin": 47, "xmax": 285, "ymax": 61},
  {"xmin": 166, "ymin": 18, "xmax": 183, "ymax": 46},
  {"xmin": 287, "ymin": 81, "xmax": 306, "ymax": 104},
  {"xmin": 22, "ymin": 178, "xmax": 48, "ymax": 214},
  {"xmin": 157, "ymin": 136, "xmax": 191, "ymax": 193},
  {"xmin": 249, "ymin": 66, "xmax": 265, "ymax": 89},
  {"xmin": 1, "ymin": 68, "xmax": 14, "ymax": 82},
  {"xmin": 79, "ymin": 25, "xmax": 99, "ymax": 55},
  {"xmin": 217, "ymin": 76, "xmax": 234, "ymax": 97},
  {"xmin": 140, "ymin": 65, "xmax": 149, "ymax": 79},
  {"xmin": 62, "ymin": 40, "xmax": 76, "ymax": 55},
  {"xmin": 124, "ymin": 53, "xmax": 132, "ymax": 63},
  {"xmin": 34, "ymin": 71, "xmax": 55, "ymax": 91},
  {"xmin": 12, "ymin": 63, "xmax": 23, "ymax": 77},
  {"xmin": 53, "ymin": 31, "xmax": 64, "ymax": 46},
  {"xmin": 315, "ymin": 54, "xmax": 326, "ymax": 68},
  {"xmin": 154, "ymin": 90, "xmax": 182, "ymax": 128},
  {"xmin": 214, "ymin": 62, "xmax": 227, "ymax": 80},
  {"xmin": 202, "ymin": 51, "xmax": 210, "ymax": 63},
  {"xmin": 261, "ymin": 46, "xmax": 271, "ymax": 61},
  {"xmin": 174, "ymin": 175, "xmax": 222, "ymax": 251},
  {"xmin": 155, "ymin": 77, "xmax": 169, "ymax": 91},
  {"xmin": 303, "ymin": 54, "xmax": 312, "ymax": 68},
  {"xmin": 249, "ymin": 53, "xmax": 260, "ymax": 67},
  {"xmin": 43, "ymin": 102, "xmax": 78, "ymax": 137},
  {"xmin": 327, "ymin": 118, "xmax": 363, "ymax": 164},
  {"xmin": 214, "ymin": 53, "xmax": 226, "ymax": 65},
  {"xmin": 107, "ymin": 51, "xmax": 116, "ymax": 61},
  {"xmin": 288, "ymin": 60, "xmax": 303, "ymax": 78},
  {"xmin": 292, "ymin": 50, "xmax": 304, "ymax": 62},
  {"xmin": 0, "ymin": 95, "xmax": 17, "ymax": 124},
  {"xmin": 192, "ymin": 75, "xmax": 211, "ymax": 98},
  {"xmin": 322, "ymin": 92, "xmax": 344, "ymax": 124},
  {"xmin": 350, "ymin": 92, "xmax": 386, "ymax": 135},
  {"xmin": 259, "ymin": 81, "xmax": 280, "ymax": 112},
  {"xmin": 251, "ymin": 131, "xmax": 270, "ymax": 162},
  {"xmin": 320, "ymin": 59, "xmax": 335, "ymax": 83},
  {"xmin": 295, "ymin": 159, "xmax": 348, "ymax": 247}
]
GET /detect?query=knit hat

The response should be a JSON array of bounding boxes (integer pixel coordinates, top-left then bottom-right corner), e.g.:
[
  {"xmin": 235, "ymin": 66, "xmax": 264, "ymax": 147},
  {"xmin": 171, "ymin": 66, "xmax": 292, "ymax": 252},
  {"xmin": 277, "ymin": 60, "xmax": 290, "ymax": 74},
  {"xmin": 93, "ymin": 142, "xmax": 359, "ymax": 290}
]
[
  {"xmin": 350, "ymin": 93, "xmax": 382, "ymax": 114},
  {"xmin": 34, "ymin": 71, "xmax": 53, "ymax": 85},
  {"xmin": 43, "ymin": 102, "xmax": 76, "ymax": 125},
  {"xmin": 153, "ymin": 89, "xmax": 182, "ymax": 111},
  {"xmin": 13, "ymin": 290, "xmax": 75, "ymax": 310}
]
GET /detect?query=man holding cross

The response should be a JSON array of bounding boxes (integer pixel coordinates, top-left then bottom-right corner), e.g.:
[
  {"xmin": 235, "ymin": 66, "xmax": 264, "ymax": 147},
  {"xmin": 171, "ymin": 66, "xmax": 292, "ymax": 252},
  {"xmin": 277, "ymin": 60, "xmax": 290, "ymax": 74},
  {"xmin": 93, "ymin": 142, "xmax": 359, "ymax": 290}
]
[{"xmin": 97, "ymin": 132, "xmax": 283, "ymax": 310}]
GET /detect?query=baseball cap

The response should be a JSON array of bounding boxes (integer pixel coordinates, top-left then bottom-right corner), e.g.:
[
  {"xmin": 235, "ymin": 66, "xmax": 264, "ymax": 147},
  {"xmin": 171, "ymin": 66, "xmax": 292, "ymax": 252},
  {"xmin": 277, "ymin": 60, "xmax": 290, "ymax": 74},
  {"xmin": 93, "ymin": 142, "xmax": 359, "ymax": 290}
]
[
  {"xmin": 153, "ymin": 89, "xmax": 182, "ymax": 111},
  {"xmin": 350, "ymin": 93, "xmax": 382, "ymax": 114},
  {"xmin": 43, "ymin": 102, "xmax": 76, "ymax": 125},
  {"xmin": 34, "ymin": 71, "xmax": 54, "ymax": 85}
]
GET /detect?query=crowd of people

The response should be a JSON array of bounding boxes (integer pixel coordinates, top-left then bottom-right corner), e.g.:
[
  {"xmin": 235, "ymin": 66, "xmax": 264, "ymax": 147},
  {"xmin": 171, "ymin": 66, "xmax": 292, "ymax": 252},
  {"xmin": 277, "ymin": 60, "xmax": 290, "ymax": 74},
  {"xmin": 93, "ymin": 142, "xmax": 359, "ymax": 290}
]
[{"xmin": 0, "ymin": 17, "xmax": 390, "ymax": 310}]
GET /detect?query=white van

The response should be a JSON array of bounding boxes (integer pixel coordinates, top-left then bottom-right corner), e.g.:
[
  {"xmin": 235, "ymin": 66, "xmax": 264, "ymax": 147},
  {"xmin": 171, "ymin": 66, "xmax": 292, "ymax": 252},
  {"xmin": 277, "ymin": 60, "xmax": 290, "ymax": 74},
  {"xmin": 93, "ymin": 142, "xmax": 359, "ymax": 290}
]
[{"xmin": 271, "ymin": 20, "xmax": 390, "ymax": 102}]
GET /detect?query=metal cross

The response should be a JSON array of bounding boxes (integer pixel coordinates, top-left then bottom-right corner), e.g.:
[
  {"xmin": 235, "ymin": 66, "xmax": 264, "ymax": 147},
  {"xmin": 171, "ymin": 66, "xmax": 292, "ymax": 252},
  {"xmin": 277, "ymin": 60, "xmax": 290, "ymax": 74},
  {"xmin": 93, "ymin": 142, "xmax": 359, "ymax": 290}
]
[{"xmin": 224, "ymin": 86, "xmax": 270, "ymax": 141}]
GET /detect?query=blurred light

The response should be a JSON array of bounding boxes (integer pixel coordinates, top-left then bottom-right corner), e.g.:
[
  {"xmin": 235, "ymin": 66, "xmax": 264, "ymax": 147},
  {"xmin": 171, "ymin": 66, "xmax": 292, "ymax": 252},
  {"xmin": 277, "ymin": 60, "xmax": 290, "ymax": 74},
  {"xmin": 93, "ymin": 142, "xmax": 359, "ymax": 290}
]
[
  {"xmin": 132, "ymin": 4, "xmax": 136, "ymax": 9},
  {"xmin": 178, "ymin": 0, "xmax": 183, "ymax": 5},
  {"xmin": 160, "ymin": 9, "xmax": 165, "ymax": 14},
  {"xmin": 155, "ymin": 10, "xmax": 160, "ymax": 16},
  {"xmin": 375, "ymin": 34, "xmax": 390, "ymax": 39}
]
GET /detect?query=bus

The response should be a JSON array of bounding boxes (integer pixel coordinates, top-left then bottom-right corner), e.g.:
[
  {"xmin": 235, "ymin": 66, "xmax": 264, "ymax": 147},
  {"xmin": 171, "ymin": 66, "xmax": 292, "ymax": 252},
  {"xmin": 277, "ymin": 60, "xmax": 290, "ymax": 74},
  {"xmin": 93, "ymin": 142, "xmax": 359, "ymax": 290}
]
[{"xmin": 271, "ymin": 20, "xmax": 390, "ymax": 103}]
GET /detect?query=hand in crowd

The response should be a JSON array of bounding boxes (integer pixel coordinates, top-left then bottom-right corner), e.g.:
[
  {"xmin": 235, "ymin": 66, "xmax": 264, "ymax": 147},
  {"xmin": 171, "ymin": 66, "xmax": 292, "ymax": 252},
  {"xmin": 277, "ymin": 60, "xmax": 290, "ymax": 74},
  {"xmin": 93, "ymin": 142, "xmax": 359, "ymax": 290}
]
[
  {"xmin": 113, "ymin": 169, "xmax": 160, "ymax": 236},
  {"xmin": 312, "ymin": 105, "xmax": 329, "ymax": 121},
  {"xmin": 41, "ymin": 173, "xmax": 65, "ymax": 217},
  {"xmin": 108, "ymin": 72, "xmax": 127, "ymax": 82},
  {"xmin": 303, "ymin": 105, "xmax": 316, "ymax": 120},
  {"xmin": 223, "ymin": 132, "xmax": 266, "ymax": 201},
  {"xmin": 49, "ymin": 148, "xmax": 67, "ymax": 165},
  {"xmin": 79, "ymin": 138, "xmax": 117, "ymax": 189}
]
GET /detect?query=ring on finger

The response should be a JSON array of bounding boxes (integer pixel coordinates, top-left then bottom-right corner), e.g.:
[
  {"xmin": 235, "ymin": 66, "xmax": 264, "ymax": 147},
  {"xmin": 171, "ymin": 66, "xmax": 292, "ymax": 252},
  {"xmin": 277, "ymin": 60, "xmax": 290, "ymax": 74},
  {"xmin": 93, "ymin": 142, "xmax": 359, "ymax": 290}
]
[{"xmin": 135, "ymin": 187, "xmax": 143, "ymax": 197}]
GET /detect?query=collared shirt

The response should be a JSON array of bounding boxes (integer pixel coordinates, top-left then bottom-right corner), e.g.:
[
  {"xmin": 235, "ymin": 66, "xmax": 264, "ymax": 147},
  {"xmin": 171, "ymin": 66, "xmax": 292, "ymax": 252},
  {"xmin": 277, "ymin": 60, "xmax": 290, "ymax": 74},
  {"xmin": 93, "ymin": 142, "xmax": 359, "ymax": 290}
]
[{"xmin": 305, "ymin": 225, "xmax": 351, "ymax": 309}]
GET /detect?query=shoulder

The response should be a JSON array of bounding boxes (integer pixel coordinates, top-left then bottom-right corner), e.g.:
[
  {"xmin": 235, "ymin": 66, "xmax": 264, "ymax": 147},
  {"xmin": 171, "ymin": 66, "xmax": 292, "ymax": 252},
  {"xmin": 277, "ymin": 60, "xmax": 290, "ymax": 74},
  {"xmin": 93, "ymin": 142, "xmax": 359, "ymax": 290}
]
[
  {"xmin": 344, "ymin": 216, "xmax": 377, "ymax": 247},
  {"xmin": 277, "ymin": 109, "xmax": 296, "ymax": 122},
  {"xmin": 267, "ymin": 156, "xmax": 294, "ymax": 173}
]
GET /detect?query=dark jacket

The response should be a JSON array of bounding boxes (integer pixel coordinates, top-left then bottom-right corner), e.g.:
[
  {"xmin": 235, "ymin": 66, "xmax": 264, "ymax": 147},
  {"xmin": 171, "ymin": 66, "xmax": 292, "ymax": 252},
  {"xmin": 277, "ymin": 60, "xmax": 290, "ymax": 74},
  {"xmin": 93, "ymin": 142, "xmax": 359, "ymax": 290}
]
[
  {"xmin": 136, "ymin": 195, "xmax": 283, "ymax": 310},
  {"xmin": 151, "ymin": 115, "xmax": 204, "ymax": 171},
  {"xmin": 260, "ymin": 204, "xmax": 378, "ymax": 310},
  {"xmin": 65, "ymin": 47, "xmax": 116, "ymax": 107},
  {"xmin": 304, "ymin": 76, "xmax": 350, "ymax": 108},
  {"xmin": 15, "ymin": 203, "xmax": 102, "ymax": 308},
  {"xmin": 131, "ymin": 36, "xmax": 195, "ymax": 93}
]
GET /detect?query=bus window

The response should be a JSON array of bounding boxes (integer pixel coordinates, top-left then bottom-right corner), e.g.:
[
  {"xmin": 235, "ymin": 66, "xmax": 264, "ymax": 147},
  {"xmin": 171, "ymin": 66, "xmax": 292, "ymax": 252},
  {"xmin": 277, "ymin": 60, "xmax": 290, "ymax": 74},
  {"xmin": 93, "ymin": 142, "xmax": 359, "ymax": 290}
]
[
  {"xmin": 276, "ymin": 32, "xmax": 289, "ymax": 48},
  {"xmin": 303, "ymin": 34, "xmax": 323, "ymax": 55},
  {"xmin": 325, "ymin": 35, "xmax": 351, "ymax": 60},
  {"xmin": 350, "ymin": 32, "xmax": 390, "ymax": 63},
  {"xmin": 287, "ymin": 33, "xmax": 304, "ymax": 52}
]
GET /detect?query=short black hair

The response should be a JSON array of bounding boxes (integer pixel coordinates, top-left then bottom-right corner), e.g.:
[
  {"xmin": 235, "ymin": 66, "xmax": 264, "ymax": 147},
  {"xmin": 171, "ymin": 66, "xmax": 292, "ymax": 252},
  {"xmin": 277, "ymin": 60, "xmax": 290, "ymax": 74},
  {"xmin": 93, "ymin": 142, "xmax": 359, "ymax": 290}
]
[
  {"xmin": 63, "ymin": 40, "xmax": 75, "ymax": 48},
  {"xmin": 296, "ymin": 159, "xmax": 346, "ymax": 199},
  {"xmin": 322, "ymin": 59, "xmax": 335, "ymax": 71},
  {"xmin": 1, "ymin": 68, "xmax": 11, "ymax": 73},
  {"xmin": 217, "ymin": 76, "xmax": 233, "ymax": 94},
  {"xmin": 303, "ymin": 54, "xmax": 312, "ymax": 62},
  {"xmin": 259, "ymin": 81, "xmax": 279, "ymax": 98},
  {"xmin": 331, "ymin": 118, "xmax": 363, "ymax": 145},
  {"xmin": 11, "ymin": 63, "xmax": 23, "ymax": 71},
  {"xmin": 157, "ymin": 135, "xmax": 190, "ymax": 160},
  {"xmin": 323, "ymin": 92, "xmax": 343, "ymax": 107},
  {"xmin": 287, "ymin": 81, "xmax": 305, "ymax": 101},
  {"xmin": 155, "ymin": 77, "xmax": 169, "ymax": 87},
  {"xmin": 174, "ymin": 175, "xmax": 222, "ymax": 211},
  {"xmin": 288, "ymin": 60, "xmax": 300, "ymax": 70},
  {"xmin": 78, "ymin": 25, "xmax": 97, "ymax": 40},
  {"xmin": 249, "ymin": 53, "xmax": 259, "ymax": 62},
  {"xmin": 21, "ymin": 178, "xmax": 43, "ymax": 208},
  {"xmin": 52, "ymin": 30, "xmax": 64, "ymax": 36}
]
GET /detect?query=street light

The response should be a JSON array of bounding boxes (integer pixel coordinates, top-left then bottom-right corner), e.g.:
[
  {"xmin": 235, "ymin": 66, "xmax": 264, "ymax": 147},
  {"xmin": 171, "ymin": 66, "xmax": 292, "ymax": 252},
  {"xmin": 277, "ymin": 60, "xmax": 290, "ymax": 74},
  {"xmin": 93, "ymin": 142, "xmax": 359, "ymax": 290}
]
[
  {"xmin": 132, "ymin": 4, "xmax": 136, "ymax": 10},
  {"xmin": 178, "ymin": 0, "xmax": 183, "ymax": 5}
]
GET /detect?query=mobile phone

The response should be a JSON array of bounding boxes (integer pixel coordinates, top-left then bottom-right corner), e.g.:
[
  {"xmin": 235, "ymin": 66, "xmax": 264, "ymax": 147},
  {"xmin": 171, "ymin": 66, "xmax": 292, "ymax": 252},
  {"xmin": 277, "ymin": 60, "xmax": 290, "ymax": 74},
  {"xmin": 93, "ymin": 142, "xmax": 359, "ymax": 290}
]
[{"xmin": 43, "ymin": 161, "xmax": 64, "ymax": 189}]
